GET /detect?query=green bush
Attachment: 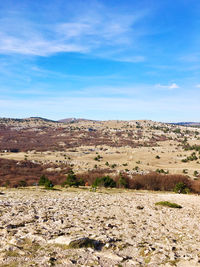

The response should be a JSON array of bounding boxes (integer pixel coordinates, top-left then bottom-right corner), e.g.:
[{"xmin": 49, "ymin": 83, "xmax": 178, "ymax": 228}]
[
  {"xmin": 78, "ymin": 178, "xmax": 85, "ymax": 186},
  {"xmin": 94, "ymin": 155, "xmax": 102, "ymax": 161},
  {"xmin": 174, "ymin": 182, "xmax": 190, "ymax": 194},
  {"xmin": 118, "ymin": 175, "xmax": 128, "ymax": 188},
  {"xmin": 111, "ymin": 164, "xmax": 117, "ymax": 168},
  {"xmin": 156, "ymin": 169, "xmax": 169, "ymax": 174},
  {"xmin": 182, "ymin": 152, "xmax": 198, "ymax": 163},
  {"xmin": 39, "ymin": 175, "xmax": 49, "ymax": 186},
  {"xmin": 93, "ymin": 176, "xmax": 116, "ymax": 188},
  {"xmin": 63, "ymin": 171, "xmax": 84, "ymax": 187},
  {"xmin": 38, "ymin": 175, "xmax": 54, "ymax": 189},
  {"xmin": 44, "ymin": 179, "xmax": 54, "ymax": 189},
  {"xmin": 173, "ymin": 128, "xmax": 181, "ymax": 134}
]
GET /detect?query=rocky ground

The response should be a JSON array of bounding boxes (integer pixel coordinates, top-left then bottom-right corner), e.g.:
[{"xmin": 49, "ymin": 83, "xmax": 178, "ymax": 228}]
[{"xmin": 0, "ymin": 188, "xmax": 200, "ymax": 266}]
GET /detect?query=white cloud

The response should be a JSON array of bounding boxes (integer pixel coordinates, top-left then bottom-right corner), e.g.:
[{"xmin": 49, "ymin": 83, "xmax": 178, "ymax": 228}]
[
  {"xmin": 0, "ymin": 4, "xmax": 148, "ymax": 58},
  {"xmin": 109, "ymin": 55, "xmax": 145, "ymax": 63},
  {"xmin": 196, "ymin": 84, "xmax": 200, "ymax": 88},
  {"xmin": 0, "ymin": 32, "xmax": 87, "ymax": 56},
  {"xmin": 155, "ymin": 83, "xmax": 180, "ymax": 90}
]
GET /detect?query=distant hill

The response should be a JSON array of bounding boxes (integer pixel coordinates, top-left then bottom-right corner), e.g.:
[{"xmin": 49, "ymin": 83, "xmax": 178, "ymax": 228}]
[
  {"xmin": 28, "ymin": 117, "xmax": 58, "ymax": 122},
  {"xmin": 172, "ymin": 122, "xmax": 200, "ymax": 127},
  {"xmin": 0, "ymin": 117, "xmax": 58, "ymax": 123}
]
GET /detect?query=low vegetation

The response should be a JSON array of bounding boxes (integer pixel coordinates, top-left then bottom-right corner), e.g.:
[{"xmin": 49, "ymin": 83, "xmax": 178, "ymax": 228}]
[
  {"xmin": 92, "ymin": 176, "xmax": 116, "ymax": 188},
  {"xmin": 1, "ymin": 157, "xmax": 200, "ymax": 193},
  {"xmin": 155, "ymin": 201, "xmax": 182, "ymax": 209},
  {"xmin": 173, "ymin": 182, "xmax": 190, "ymax": 194},
  {"xmin": 0, "ymin": 158, "xmax": 71, "ymax": 187},
  {"xmin": 181, "ymin": 152, "xmax": 199, "ymax": 162},
  {"xmin": 62, "ymin": 170, "xmax": 84, "ymax": 187},
  {"xmin": 67, "ymin": 238, "xmax": 101, "ymax": 250}
]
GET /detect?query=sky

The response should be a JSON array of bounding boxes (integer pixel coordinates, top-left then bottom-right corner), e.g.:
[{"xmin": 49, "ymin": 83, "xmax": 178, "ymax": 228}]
[{"xmin": 0, "ymin": 0, "xmax": 200, "ymax": 122}]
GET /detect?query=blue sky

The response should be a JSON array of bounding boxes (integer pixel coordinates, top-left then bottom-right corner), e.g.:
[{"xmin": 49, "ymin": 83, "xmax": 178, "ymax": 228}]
[{"xmin": 0, "ymin": 0, "xmax": 200, "ymax": 121}]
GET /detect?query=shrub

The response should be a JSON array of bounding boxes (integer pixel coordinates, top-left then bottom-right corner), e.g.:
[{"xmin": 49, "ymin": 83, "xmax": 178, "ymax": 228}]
[
  {"xmin": 76, "ymin": 169, "xmax": 115, "ymax": 186},
  {"xmin": 39, "ymin": 175, "xmax": 54, "ymax": 189},
  {"xmin": 0, "ymin": 158, "xmax": 72, "ymax": 187},
  {"xmin": 118, "ymin": 174, "xmax": 128, "ymax": 188},
  {"xmin": 44, "ymin": 179, "xmax": 54, "ymax": 189},
  {"xmin": 94, "ymin": 155, "xmax": 102, "ymax": 161},
  {"xmin": 156, "ymin": 169, "xmax": 168, "ymax": 174},
  {"xmin": 182, "ymin": 152, "xmax": 198, "ymax": 162},
  {"xmin": 111, "ymin": 164, "xmax": 117, "ymax": 168},
  {"xmin": 39, "ymin": 175, "xmax": 49, "ymax": 186},
  {"xmin": 18, "ymin": 180, "xmax": 27, "ymax": 187},
  {"xmin": 63, "ymin": 171, "xmax": 79, "ymax": 187},
  {"xmin": 63, "ymin": 171, "xmax": 84, "ymax": 187},
  {"xmin": 78, "ymin": 178, "xmax": 85, "ymax": 186},
  {"xmin": 93, "ymin": 176, "xmax": 116, "ymax": 188},
  {"xmin": 128, "ymin": 173, "xmax": 191, "ymax": 192},
  {"xmin": 173, "ymin": 128, "xmax": 181, "ymax": 134},
  {"xmin": 191, "ymin": 180, "xmax": 200, "ymax": 193},
  {"xmin": 174, "ymin": 182, "xmax": 190, "ymax": 194}
]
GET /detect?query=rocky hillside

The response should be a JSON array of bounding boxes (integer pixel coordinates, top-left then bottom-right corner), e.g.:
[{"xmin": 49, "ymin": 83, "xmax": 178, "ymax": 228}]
[
  {"xmin": 1, "ymin": 117, "xmax": 200, "ymax": 178},
  {"xmin": 0, "ymin": 117, "xmax": 199, "ymax": 152}
]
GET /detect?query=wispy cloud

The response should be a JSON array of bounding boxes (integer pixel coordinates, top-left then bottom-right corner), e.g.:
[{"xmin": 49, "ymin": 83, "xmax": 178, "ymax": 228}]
[
  {"xmin": 155, "ymin": 83, "xmax": 180, "ymax": 90},
  {"xmin": 0, "ymin": 3, "xmax": 148, "ymax": 59},
  {"xmin": 0, "ymin": 29, "xmax": 87, "ymax": 56},
  {"xmin": 105, "ymin": 55, "xmax": 145, "ymax": 63}
]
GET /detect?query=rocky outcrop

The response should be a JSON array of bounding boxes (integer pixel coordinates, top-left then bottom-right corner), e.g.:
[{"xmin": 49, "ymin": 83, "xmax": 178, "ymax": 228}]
[{"xmin": 0, "ymin": 188, "xmax": 200, "ymax": 266}]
